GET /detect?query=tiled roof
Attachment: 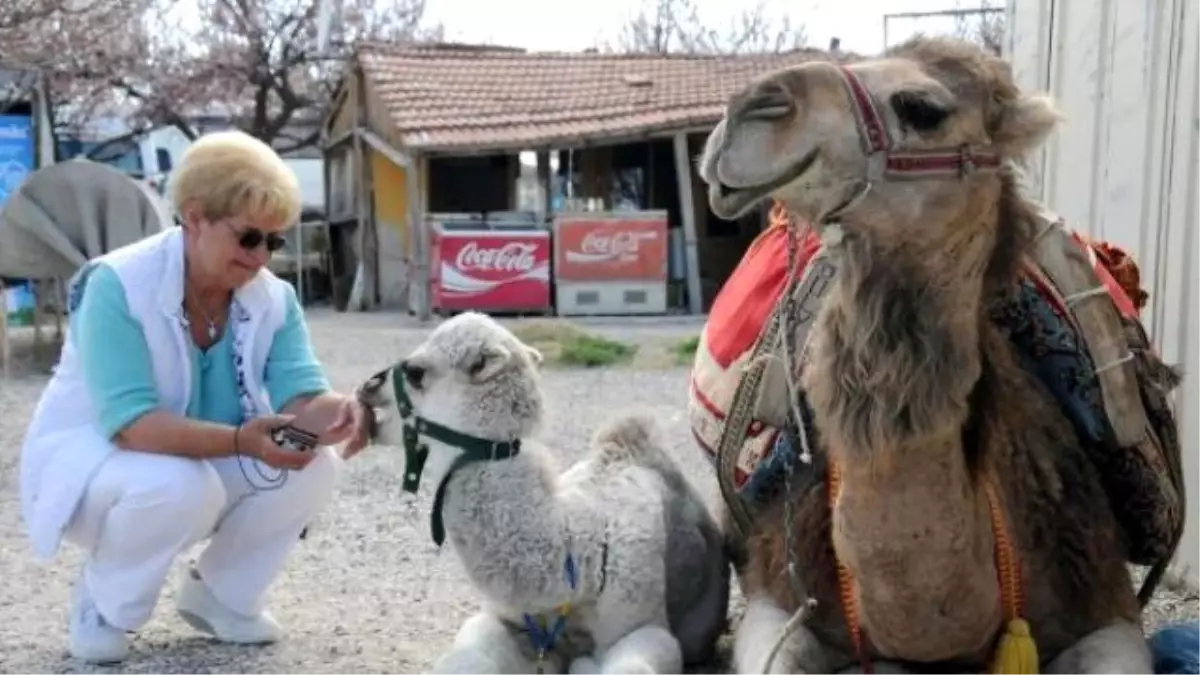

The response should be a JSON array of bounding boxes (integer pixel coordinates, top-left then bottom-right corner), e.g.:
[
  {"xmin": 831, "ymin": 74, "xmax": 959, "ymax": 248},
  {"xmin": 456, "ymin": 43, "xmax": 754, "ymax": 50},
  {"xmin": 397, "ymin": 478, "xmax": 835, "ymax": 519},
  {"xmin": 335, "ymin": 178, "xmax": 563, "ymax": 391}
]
[{"xmin": 354, "ymin": 41, "xmax": 842, "ymax": 153}]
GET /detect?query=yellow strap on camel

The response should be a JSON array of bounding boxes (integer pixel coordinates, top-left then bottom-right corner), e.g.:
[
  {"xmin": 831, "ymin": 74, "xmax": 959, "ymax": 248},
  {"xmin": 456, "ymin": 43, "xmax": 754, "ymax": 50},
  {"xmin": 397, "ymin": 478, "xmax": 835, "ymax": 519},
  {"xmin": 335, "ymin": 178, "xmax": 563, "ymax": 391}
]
[
  {"xmin": 827, "ymin": 462, "xmax": 1040, "ymax": 674},
  {"xmin": 983, "ymin": 479, "xmax": 1039, "ymax": 674}
]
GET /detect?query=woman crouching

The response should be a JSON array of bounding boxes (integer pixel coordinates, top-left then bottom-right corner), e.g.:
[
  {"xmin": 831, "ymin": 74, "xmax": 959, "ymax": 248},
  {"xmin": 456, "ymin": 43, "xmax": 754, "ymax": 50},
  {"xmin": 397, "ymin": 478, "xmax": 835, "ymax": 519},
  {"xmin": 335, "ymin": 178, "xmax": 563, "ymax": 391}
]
[{"xmin": 19, "ymin": 130, "xmax": 369, "ymax": 664}]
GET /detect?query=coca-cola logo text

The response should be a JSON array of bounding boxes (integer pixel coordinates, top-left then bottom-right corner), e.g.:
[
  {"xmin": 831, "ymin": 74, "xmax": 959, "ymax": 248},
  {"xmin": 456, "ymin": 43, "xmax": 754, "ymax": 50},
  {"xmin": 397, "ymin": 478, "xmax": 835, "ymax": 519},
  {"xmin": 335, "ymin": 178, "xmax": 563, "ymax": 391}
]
[
  {"xmin": 577, "ymin": 229, "xmax": 657, "ymax": 260},
  {"xmin": 455, "ymin": 241, "xmax": 538, "ymax": 273}
]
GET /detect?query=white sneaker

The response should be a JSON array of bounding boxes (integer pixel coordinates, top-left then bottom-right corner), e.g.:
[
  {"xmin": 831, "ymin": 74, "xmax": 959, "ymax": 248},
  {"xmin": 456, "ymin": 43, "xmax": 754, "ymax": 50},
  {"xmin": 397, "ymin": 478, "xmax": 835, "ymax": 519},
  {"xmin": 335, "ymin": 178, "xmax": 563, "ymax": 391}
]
[
  {"xmin": 175, "ymin": 568, "xmax": 281, "ymax": 644},
  {"xmin": 68, "ymin": 573, "xmax": 129, "ymax": 664}
]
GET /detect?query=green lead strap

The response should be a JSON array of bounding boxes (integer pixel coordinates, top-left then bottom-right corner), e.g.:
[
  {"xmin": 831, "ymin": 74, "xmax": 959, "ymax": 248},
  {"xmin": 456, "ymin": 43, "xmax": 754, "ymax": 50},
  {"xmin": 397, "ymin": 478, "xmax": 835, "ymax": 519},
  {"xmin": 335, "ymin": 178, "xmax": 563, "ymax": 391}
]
[
  {"xmin": 402, "ymin": 424, "xmax": 429, "ymax": 494},
  {"xmin": 389, "ymin": 363, "xmax": 522, "ymax": 546}
]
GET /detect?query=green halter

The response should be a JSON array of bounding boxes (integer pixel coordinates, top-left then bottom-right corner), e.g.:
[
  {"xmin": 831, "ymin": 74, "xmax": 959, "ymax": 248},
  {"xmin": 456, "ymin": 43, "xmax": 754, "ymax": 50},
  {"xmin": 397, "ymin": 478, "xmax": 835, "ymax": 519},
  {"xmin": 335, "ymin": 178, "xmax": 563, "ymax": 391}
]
[{"xmin": 391, "ymin": 366, "xmax": 522, "ymax": 546}]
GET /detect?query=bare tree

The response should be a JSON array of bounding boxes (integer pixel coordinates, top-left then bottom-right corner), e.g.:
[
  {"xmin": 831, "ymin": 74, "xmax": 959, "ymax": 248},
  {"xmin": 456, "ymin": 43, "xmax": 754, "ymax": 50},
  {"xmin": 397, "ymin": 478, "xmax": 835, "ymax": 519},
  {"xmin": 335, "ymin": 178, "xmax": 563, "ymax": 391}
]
[
  {"xmin": 0, "ymin": 0, "xmax": 146, "ymax": 116},
  {"xmin": 612, "ymin": 0, "xmax": 807, "ymax": 54},
  {"xmin": 952, "ymin": 0, "xmax": 1005, "ymax": 55},
  {"xmin": 176, "ymin": 0, "xmax": 443, "ymax": 151},
  {"xmin": 7, "ymin": 0, "xmax": 442, "ymax": 152}
]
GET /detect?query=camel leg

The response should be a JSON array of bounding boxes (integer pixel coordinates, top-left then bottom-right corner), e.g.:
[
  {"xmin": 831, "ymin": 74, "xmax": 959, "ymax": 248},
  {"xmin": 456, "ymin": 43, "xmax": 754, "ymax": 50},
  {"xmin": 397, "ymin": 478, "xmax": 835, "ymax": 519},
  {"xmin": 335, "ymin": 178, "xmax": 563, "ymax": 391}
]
[
  {"xmin": 590, "ymin": 623, "xmax": 682, "ymax": 674},
  {"xmin": 735, "ymin": 595, "xmax": 844, "ymax": 674},
  {"xmin": 433, "ymin": 611, "xmax": 549, "ymax": 674},
  {"xmin": 1045, "ymin": 619, "xmax": 1152, "ymax": 674}
]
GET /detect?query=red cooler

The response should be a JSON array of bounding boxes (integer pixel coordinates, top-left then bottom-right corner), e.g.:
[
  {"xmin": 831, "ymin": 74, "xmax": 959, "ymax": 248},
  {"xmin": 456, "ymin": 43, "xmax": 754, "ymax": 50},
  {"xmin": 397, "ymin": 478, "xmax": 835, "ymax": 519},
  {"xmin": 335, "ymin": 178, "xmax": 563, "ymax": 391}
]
[
  {"xmin": 552, "ymin": 210, "xmax": 669, "ymax": 315},
  {"xmin": 428, "ymin": 215, "xmax": 552, "ymax": 314}
]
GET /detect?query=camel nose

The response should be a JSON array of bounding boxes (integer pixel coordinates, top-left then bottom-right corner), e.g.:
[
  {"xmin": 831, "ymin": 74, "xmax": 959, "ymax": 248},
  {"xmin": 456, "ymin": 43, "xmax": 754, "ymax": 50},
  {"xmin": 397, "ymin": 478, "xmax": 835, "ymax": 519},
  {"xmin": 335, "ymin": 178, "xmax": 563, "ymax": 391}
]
[
  {"xmin": 740, "ymin": 87, "xmax": 794, "ymax": 122},
  {"xmin": 356, "ymin": 367, "xmax": 389, "ymax": 404},
  {"xmin": 400, "ymin": 360, "xmax": 426, "ymax": 390}
]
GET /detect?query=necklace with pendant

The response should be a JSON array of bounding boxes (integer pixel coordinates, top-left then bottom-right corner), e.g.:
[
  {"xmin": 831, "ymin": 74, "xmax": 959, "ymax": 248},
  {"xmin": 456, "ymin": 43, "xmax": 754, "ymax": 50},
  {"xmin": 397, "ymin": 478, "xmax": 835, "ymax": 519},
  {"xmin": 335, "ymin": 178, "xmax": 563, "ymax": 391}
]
[
  {"xmin": 185, "ymin": 294, "xmax": 223, "ymax": 341},
  {"xmin": 182, "ymin": 259, "xmax": 226, "ymax": 341}
]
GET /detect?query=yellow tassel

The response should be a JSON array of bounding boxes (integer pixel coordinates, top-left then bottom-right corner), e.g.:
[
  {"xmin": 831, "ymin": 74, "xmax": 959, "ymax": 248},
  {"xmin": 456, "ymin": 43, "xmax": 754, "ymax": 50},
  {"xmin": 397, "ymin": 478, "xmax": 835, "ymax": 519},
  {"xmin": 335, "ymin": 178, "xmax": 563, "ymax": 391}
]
[{"xmin": 989, "ymin": 618, "xmax": 1039, "ymax": 674}]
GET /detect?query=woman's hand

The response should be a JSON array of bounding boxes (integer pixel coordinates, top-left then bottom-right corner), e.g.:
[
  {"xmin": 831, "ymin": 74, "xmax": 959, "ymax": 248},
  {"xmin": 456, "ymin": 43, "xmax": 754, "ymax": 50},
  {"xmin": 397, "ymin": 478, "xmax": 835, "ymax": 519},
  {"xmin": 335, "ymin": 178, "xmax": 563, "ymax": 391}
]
[
  {"xmin": 323, "ymin": 395, "xmax": 370, "ymax": 459},
  {"xmin": 236, "ymin": 414, "xmax": 316, "ymax": 470}
]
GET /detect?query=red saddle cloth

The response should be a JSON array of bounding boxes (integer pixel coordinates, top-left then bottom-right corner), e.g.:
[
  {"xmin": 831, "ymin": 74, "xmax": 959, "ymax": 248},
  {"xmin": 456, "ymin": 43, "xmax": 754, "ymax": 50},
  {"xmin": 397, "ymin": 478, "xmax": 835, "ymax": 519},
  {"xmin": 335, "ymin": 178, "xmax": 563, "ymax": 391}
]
[{"xmin": 688, "ymin": 202, "xmax": 1144, "ymax": 487}]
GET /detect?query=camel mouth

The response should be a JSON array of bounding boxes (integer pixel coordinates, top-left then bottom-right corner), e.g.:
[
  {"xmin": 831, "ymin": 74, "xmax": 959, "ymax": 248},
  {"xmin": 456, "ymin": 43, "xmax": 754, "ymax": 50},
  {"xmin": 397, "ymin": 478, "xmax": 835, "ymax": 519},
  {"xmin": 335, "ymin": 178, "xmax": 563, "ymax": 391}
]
[
  {"xmin": 353, "ymin": 384, "xmax": 386, "ymax": 440},
  {"xmin": 711, "ymin": 149, "xmax": 818, "ymax": 219}
]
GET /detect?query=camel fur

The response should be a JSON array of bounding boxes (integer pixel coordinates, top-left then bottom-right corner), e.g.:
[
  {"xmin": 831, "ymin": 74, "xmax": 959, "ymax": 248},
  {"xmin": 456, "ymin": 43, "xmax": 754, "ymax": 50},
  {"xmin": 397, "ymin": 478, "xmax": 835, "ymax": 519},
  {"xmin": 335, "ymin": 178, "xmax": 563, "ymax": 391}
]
[
  {"xmin": 356, "ymin": 311, "xmax": 730, "ymax": 673},
  {"xmin": 697, "ymin": 36, "xmax": 1152, "ymax": 673}
]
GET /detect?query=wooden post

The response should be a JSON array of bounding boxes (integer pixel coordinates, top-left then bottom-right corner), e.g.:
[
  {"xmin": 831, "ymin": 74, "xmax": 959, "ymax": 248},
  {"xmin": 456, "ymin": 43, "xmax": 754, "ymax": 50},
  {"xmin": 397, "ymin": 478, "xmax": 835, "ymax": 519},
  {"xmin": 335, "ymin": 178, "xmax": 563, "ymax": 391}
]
[
  {"xmin": 1, "ymin": 279, "xmax": 9, "ymax": 378},
  {"xmin": 52, "ymin": 277, "xmax": 63, "ymax": 342},
  {"xmin": 673, "ymin": 132, "xmax": 704, "ymax": 314},
  {"xmin": 362, "ymin": 149, "xmax": 378, "ymax": 309},
  {"xmin": 536, "ymin": 150, "xmax": 551, "ymax": 223},
  {"xmin": 351, "ymin": 129, "xmax": 368, "ymax": 311},
  {"xmin": 352, "ymin": 66, "xmax": 378, "ymax": 311},
  {"xmin": 321, "ymin": 124, "xmax": 332, "ymax": 308},
  {"xmin": 646, "ymin": 141, "xmax": 656, "ymax": 208},
  {"xmin": 508, "ymin": 154, "xmax": 521, "ymax": 210},
  {"xmin": 32, "ymin": 279, "xmax": 43, "ymax": 349},
  {"xmin": 408, "ymin": 152, "xmax": 431, "ymax": 321}
]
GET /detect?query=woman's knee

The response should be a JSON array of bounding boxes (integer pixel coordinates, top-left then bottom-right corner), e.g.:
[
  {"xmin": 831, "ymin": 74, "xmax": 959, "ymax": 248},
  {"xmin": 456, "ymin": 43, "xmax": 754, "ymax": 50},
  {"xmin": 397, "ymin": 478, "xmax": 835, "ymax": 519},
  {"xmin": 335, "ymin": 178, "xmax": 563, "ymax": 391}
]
[
  {"xmin": 290, "ymin": 446, "xmax": 342, "ymax": 509},
  {"xmin": 93, "ymin": 452, "xmax": 226, "ymax": 538},
  {"xmin": 256, "ymin": 446, "xmax": 343, "ymax": 520}
]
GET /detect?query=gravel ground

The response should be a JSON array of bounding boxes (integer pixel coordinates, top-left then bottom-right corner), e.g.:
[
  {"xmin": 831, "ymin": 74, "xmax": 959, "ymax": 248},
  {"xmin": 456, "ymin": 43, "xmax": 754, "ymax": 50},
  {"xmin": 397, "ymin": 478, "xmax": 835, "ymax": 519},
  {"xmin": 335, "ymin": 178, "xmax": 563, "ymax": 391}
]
[{"xmin": 1, "ymin": 308, "xmax": 1195, "ymax": 674}]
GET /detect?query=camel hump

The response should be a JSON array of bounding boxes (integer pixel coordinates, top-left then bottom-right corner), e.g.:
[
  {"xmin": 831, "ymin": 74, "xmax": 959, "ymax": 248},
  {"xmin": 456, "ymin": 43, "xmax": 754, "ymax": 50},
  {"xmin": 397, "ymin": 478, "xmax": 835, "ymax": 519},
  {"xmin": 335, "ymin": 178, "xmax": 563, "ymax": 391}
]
[
  {"xmin": 591, "ymin": 414, "xmax": 676, "ymax": 472},
  {"xmin": 593, "ymin": 414, "xmax": 658, "ymax": 455}
]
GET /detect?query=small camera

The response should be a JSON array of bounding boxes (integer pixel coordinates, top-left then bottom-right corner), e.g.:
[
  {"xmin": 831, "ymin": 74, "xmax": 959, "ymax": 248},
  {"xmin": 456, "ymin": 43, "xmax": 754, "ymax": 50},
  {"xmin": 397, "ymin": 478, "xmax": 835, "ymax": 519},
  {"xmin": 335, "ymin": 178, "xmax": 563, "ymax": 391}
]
[{"xmin": 271, "ymin": 425, "xmax": 319, "ymax": 452}]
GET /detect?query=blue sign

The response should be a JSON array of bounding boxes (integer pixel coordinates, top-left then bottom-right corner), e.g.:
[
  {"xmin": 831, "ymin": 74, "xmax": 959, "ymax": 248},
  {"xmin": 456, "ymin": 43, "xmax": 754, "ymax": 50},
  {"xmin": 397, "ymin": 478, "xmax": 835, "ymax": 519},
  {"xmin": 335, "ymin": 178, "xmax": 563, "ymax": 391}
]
[{"xmin": 0, "ymin": 114, "xmax": 34, "ymax": 206}]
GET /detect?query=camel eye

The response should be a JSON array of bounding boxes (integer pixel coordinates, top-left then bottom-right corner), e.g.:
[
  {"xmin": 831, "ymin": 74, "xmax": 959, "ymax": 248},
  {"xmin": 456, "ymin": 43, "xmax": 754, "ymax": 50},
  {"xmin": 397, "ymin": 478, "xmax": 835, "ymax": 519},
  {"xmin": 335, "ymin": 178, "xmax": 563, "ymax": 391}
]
[
  {"xmin": 467, "ymin": 354, "xmax": 487, "ymax": 378},
  {"xmin": 890, "ymin": 91, "xmax": 951, "ymax": 132}
]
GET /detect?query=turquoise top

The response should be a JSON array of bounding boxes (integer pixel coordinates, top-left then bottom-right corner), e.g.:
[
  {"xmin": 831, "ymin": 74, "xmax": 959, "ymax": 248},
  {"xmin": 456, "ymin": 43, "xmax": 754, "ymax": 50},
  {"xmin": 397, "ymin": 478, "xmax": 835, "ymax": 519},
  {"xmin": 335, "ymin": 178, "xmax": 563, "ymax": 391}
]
[{"xmin": 70, "ymin": 263, "xmax": 330, "ymax": 440}]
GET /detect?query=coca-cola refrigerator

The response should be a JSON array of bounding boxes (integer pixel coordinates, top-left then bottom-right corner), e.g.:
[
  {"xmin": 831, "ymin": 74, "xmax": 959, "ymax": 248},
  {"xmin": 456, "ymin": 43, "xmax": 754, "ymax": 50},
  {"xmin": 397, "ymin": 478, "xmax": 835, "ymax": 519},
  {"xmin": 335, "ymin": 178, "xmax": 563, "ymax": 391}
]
[
  {"xmin": 552, "ymin": 210, "xmax": 669, "ymax": 316},
  {"xmin": 427, "ymin": 213, "xmax": 553, "ymax": 315}
]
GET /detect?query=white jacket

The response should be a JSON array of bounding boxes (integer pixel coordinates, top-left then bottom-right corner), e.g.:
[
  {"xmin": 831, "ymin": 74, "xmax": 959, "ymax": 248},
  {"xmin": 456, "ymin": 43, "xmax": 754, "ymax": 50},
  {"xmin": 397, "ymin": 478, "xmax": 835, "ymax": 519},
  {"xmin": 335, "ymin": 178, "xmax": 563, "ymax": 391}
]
[{"xmin": 19, "ymin": 227, "xmax": 291, "ymax": 561}]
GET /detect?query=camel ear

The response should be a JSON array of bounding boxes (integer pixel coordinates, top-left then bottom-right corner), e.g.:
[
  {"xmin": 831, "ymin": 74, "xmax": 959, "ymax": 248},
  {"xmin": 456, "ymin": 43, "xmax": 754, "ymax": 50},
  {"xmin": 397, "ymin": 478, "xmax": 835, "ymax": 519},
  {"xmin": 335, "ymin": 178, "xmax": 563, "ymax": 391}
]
[
  {"xmin": 993, "ymin": 93, "xmax": 1064, "ymax": 156},
  {"xmin": 524, "ymin": 345, "xmax": 543, "ymax": 368},
  {"xmin": 470, "ymin": 343, "xmax": 511, "ymax": 381}
]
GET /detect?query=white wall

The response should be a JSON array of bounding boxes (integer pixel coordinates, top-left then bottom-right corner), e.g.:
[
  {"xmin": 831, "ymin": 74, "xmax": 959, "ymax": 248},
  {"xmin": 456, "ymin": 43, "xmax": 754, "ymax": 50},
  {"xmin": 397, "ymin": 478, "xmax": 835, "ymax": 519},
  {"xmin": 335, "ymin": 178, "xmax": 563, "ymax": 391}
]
[
  {"xmin": 1007, "ymin": 0, "xmax": 1198, "ymax": 588},
  {"xmin": 139, "ymin": 126, "xmax": 193, "ymax": 181},
  {"xmin": 286, "ymin": 157, "xmax": 325, "ymax": 211}
]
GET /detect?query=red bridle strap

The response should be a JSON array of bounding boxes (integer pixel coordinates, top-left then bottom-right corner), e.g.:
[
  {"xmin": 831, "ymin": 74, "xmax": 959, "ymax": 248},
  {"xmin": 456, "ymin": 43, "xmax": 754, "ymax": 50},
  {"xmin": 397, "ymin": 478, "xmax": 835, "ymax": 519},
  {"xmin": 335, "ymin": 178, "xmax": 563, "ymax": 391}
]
[{"xmin": 836, "ymin": 65, "xmax": 1002, "ymax": 181}]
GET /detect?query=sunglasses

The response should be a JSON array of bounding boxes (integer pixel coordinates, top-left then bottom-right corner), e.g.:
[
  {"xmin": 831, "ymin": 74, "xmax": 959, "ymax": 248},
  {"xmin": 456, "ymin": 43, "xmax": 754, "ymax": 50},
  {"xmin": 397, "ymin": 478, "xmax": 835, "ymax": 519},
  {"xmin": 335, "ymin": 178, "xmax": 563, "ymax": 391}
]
[{"xmin": 221, "ymin": 220, "xmax": 288, "ymax": 253}]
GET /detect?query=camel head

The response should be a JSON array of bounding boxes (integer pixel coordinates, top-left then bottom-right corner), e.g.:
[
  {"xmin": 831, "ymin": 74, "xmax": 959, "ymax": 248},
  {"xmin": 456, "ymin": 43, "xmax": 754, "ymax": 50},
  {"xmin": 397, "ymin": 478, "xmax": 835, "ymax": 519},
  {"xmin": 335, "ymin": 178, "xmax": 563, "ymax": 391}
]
[
  {"xmin": 356, "ymin": 312, "xmax": 545, "ymax": 488},
  {"xmin": 699, "ymin": 36, "xmax": 1064, "ymax": 245}
]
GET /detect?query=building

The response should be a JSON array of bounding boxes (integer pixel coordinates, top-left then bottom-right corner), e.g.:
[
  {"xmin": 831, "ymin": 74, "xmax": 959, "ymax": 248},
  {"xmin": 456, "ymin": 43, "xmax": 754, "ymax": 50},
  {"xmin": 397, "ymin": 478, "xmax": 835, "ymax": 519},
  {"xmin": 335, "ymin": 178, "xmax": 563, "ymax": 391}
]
[{"xmin": 321, "ymin": 41, "xmax": 842, "ymax": 316}]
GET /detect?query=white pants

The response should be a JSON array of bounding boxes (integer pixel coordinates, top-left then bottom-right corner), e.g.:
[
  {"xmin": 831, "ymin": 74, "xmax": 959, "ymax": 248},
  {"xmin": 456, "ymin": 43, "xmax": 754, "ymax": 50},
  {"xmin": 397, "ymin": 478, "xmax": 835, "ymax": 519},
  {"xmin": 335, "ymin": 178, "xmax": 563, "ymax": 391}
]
[{"xmin": 63, "ymin": 446, "xmax": 342, "ymax": 631}]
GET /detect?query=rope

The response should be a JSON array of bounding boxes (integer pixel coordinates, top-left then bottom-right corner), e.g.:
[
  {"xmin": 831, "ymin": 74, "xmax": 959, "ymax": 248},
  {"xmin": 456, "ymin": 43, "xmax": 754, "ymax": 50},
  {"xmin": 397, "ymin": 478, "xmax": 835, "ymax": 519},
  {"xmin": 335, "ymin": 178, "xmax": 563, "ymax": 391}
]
[
  {"xmin": 984, "ymin": 479, "xmax": 1023, "ymax": 619},
  {"xmin": 984, "ymin": 478, "xmax": 1039, "ymax": 673},
  {"xmin": 1061, "ymin": 285, "xmax": 1111, "ymax": 306},
  {"xmin": 522, "ymin": 552, "xmax": 579, "ymax": 674},
  {"xmin": 826, "ymin": 463, "xmax": 1035, "ymax": 674},
  {"xmin": 1094, "ymin": 352, "xmax": 1137, "ymax": 375},
  {"xmin": 760, "ymin": 597, "xmax": 818, "ymax": 674},
  {"xmin": 827, "ymin": 460, "xmax": 871, "ymax": 673},
  {"xmin": 779, "ymin": 214, "xmax": 817, "ymax": 466},
  {"xmin": 759, "ymin": 208, "xmax": 822, "ymax": 674}
]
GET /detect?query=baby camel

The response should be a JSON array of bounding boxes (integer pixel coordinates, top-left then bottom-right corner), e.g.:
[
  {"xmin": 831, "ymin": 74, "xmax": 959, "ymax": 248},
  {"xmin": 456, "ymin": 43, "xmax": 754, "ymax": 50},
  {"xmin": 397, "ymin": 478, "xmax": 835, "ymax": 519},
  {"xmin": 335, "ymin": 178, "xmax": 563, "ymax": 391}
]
[{"xmin": 356, "ymin": 311, "xmax": 730, "ymax": 674}]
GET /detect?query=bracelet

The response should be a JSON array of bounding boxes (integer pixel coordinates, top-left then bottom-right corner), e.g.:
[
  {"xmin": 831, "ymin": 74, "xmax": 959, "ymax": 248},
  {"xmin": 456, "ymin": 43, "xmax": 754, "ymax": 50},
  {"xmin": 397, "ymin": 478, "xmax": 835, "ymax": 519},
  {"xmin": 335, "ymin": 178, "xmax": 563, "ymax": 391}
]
[{"xmin": 233, "ymin": 424, "xmax": 243, "ymax": 455}]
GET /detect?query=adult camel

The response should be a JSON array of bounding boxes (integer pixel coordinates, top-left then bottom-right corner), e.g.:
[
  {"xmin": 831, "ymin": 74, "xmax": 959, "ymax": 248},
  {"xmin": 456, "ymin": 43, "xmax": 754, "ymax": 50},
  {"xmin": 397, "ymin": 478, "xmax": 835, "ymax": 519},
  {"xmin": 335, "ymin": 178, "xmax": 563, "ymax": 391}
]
[{"xmin": 697, "ymin": 36, "xmax": 1165, "ymax": 674}]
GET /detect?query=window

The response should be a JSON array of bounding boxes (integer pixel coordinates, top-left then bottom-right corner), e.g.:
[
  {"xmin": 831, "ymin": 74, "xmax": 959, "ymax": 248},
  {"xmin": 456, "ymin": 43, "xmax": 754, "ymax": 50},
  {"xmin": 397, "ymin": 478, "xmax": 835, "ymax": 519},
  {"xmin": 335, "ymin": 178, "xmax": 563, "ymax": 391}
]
[{"xmin": 155, "ymin": 148, "xmax": 172, "ymax": 173}]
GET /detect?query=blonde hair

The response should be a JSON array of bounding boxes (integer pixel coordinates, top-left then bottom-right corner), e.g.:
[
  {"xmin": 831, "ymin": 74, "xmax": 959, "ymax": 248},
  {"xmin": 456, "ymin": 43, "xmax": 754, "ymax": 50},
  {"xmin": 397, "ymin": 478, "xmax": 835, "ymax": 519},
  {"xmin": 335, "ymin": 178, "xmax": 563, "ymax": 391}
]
[{"xmin": 171, "ymin": 130, "xmax": 302, "ymax": 228}]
